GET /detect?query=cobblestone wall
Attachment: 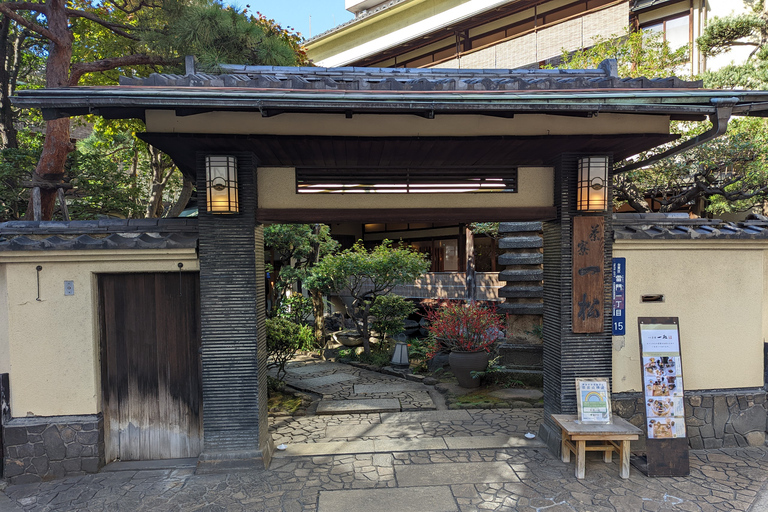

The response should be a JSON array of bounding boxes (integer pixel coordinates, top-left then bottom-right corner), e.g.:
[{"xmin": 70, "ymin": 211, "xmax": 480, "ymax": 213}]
[
  {"xmin": 613, "ymin": 389, "xmax": 767, "ymax": 451},
  {"xmin": 2, "ymin": 414, "xmax": 104, "ymax": 484}
]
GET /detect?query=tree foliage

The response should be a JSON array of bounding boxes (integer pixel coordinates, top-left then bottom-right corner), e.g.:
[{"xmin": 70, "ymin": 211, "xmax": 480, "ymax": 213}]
[
  {"xmin": 0, "ymin": 0, "xmax": 308, "ymax": 220},
  {"xmin": 266, "ymin": 318, "xmax": 313, "ymax": 381},
  {"xmin": 370, "ymin": 294, "xmax": 416, "ymax": 342},
  {"xmin": 307, "ymin": 241, "xmax": 429, "ymax": 355},
  {"xmin": 555, "ymin": 16, "xmax": 768, "ymax": 215}
]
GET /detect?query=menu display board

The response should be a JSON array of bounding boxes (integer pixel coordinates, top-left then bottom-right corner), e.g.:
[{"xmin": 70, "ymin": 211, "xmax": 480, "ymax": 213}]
[
  {"xmin": 639, "ymin": 320, "xmax": 686, "ymax": 439},
  {"xmin": 575, "ymin": 378, "xmax": 611, "ymax": 423}
]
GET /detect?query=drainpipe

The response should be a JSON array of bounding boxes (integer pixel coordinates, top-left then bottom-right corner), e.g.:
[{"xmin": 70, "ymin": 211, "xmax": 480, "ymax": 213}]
[{"xmin": 613, "ymin": 97, "xmax": 738, "ymax": 174}]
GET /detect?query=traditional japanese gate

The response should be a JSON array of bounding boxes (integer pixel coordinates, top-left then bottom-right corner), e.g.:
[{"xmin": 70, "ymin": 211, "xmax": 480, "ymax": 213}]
[{"xmin": 15, "ymin": 61, "xmax": 768, "ymax": 471}]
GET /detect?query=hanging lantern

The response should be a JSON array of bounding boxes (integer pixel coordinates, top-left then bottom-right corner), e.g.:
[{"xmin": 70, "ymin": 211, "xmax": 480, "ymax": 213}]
[
  {"xmin": 577, "ymin": 156, "xmax": 609, "ymax": 211},
  {"xmin": 206, "ymin": 155, "xmax": 239, "ymax": 214}
]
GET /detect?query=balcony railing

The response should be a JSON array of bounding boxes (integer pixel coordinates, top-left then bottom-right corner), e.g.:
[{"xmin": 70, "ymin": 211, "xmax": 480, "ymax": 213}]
[{"xmin": 337, "ymin": 272, "xmax": 501, "ymax": 301}]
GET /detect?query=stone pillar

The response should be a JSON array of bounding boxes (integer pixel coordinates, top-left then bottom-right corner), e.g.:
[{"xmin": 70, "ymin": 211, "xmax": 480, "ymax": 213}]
[
  {"xmin": 538, "ymin": 154, "xmax": 613, "ymax": 455},
  {"xmin": 196, "ymin": 152, "xmax": 272, "ymax": 471}
]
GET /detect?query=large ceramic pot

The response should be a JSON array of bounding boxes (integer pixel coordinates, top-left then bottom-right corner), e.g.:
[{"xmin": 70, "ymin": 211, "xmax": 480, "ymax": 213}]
[{"xmin": 449, "ymin": 350, "xmax": 490, "ymax": 388}]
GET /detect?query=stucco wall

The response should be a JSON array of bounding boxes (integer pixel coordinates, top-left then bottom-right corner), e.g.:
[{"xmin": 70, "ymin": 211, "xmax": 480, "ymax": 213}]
[
  {"xmin": 0, "ymin": 264, "xmax": 9, "ymax": 374},
  {"xmin": 0, "ymin": 249, "xmax": 199, "ymax": 417},
  {"xmin": 145, "ymin": 111, "xmax": 670, "ymax": 139},
  {"xmin": 612, "ymin": 240, "xmax": 766, "ymax": 392},
  {"xmin": 257, "ymin": 166, "xmax": 554, "ymax": 210}
]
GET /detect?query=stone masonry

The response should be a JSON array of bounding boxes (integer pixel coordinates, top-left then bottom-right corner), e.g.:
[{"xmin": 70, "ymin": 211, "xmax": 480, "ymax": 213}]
[
  {"xmin": 2, "ymin": 414, "xmax": 104, "ymax": 484},
  {"xmin": 613, "ymin": 389, "xmax": 767, "ymax": 451}
]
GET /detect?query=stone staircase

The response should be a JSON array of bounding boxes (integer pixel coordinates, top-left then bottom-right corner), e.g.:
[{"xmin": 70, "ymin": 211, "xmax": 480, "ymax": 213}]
[{"xmin": 496, "ymin": 222, "xmax": 544, "ymax": 380}]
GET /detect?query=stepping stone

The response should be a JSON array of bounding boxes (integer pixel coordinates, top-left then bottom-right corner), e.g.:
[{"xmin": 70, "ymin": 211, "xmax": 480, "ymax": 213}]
[
  {"xmin": 489, "ymin": 388, "xmax": 543, "ymax": 401},
  {"xmin": 380, "ymin": 410, "xmax": 472, "ymax": 423},
  {"xmin": 325, "ymin": 423, "xmax": 424, "ymax": 439},
  {"xmin": 286, "ymin": 364, "xmax": 333, "ymax": 376},
  {"xmin": 443, "ymin": 434, "xmax": 545, "ymax": 450},
  {"xmin": 318, "ymin": 487, "xmax": 458, "ymax": 512},
  {"xmin": 354, "ymin": 383, "xmax": 421, "ymax": 394},
  {"xmin": 396, "ymin": 461, "xmax": 519, "ymax": 486},
  {"xmin": 301, "ymin": 373, "xmax": 357, "ymax": 388},
  {"xmin": 316, "ymin": 398, "xmax": 401, "ymax": 415}
]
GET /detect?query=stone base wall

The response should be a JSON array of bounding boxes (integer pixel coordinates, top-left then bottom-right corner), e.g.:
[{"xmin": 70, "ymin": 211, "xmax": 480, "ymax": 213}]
[
  {"xmin": 2, "ymin": 414, "xmax": 104, "ymax": 484},
  {"xmin": 613, "ymin": 389, "xmax": 767, "ymax": 451}
]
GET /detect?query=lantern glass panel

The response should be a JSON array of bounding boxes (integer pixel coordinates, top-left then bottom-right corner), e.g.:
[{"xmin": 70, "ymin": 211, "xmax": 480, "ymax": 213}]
[
  {"xmin": 577, "ymin": 156, "xmax": 608, "ymax": 211},
  {"xmin": 206, "ymin": 156, "xmax": 239, "ymax": 213}
]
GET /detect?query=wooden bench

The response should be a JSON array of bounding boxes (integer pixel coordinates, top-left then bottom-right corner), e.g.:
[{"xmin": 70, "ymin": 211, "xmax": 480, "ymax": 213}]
[{"xmin": 551, "ymin": 414, "xmax": 642, "ymax": 479}]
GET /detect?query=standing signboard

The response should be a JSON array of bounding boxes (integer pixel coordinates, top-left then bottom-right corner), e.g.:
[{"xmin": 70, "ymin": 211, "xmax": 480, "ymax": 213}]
[
  {"xmin": 575, "ymin": 378, "xmax": 611, "ymax": 423},
  {"xmin": 638, "ymin": 317, "xmax": 689, "ymax": 476}
]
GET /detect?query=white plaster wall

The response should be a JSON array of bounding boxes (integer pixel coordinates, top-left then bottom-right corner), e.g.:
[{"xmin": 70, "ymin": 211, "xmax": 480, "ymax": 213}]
[
  {"xmin": 0, "ymin": 250, "xmax": 199, "ymax": 417},
  {"xmin": 0, "ymin": 265, "xmax": 9, "ymax": 374},
  {"xmin": 612, "ymin": 240, "xmax": 766, "ymax": 393},
  {"xmin": 257, "ymin": 166, "xmax": 554, "ymax": 210}
]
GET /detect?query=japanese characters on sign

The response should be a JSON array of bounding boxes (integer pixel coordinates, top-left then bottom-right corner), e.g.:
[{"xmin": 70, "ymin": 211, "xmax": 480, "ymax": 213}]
[
  {"xmin": 612, "ymin": 258, "xmax": 626, "ymax": 335},
  {"xmin": 639, "ymin": 319, "xmax": 686, "ymax": 439},
  {"xmin": 575, "ymin": 378, "xmax": 611, "ymax": 423},
  {"xmin": 572, "ymin": 216, "xmax": 604, "ymax": 333}
]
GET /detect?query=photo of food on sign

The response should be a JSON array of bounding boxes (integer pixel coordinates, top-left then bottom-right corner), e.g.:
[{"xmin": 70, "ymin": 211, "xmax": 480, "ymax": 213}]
[
  {"xmin": 647, "ymin": 398, "xmax": 674, "ymax": 417},
  {"xmin": 648, "ymin": 418, "xmax": 678, "ymax": 439}
]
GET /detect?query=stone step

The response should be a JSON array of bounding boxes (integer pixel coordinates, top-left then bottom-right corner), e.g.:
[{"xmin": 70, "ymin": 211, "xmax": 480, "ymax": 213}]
[
  {"xmin": 498, "ymin": 269, "xmax": 543, "ymax": 282},
  {"xmin": 316, "ymin": 398, "xmax": 401, "ymax": 415},
  {"xmin": 498, "ymin": 253, "xmax": 543, "ymax": 265},
  {"xmin": 498, "ymin": 236, "xmax": 543, "ymax": 249},
  {"xmin": 498, "ymin": 343, "xmax": 544, "ymax": 367},
  {"xmin": 498, "ymin": 284, "xmax": 544, "ymax": 298},
  {"xmin": 497, "ymin": 303, "xmax": 544, "ymax": 315},
  {"xmin": 498, "ymin": 222, "xmax": 542, "ymax": 233}
]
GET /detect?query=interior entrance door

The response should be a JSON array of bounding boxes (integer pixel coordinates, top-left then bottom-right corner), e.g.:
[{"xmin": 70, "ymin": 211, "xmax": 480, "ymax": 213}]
[{"xmin": 98, "ymin": 272, "xmax": 202, "ymax": 461}]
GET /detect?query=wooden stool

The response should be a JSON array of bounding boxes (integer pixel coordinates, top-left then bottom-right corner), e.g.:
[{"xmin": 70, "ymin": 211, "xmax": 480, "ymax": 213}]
[{"xmin": 551, "ymin": 414, "xmax": 641, "ymax": 479}]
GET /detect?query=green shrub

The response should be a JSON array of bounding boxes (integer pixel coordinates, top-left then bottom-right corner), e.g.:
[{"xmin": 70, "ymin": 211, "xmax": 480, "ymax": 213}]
[
  {"xmin": 371, "ymin": 294, "xmax": 416, "ymax": 341},
  {"xmin": 266, "ymin": 318, "xmax": 313, "ymax": 381}
]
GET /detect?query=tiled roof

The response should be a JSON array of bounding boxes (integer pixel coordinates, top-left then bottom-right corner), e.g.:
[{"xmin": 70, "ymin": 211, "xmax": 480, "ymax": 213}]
[
  {"xmin": 117, "ymin": 61, "xmax": 703, "ymax": 91},
  {"xmin": 613, "ymin": 213, "xmax": 768, "ymax": 240},
  {"xmin": 0, "ymin": 219, "xmax": 198, "ymax": 251}
]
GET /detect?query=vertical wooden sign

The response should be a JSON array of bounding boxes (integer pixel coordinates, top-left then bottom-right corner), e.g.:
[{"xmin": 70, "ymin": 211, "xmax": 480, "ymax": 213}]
[{"xmin": 573, "ymin": 216, "xmax": 604, "ymax": 333}]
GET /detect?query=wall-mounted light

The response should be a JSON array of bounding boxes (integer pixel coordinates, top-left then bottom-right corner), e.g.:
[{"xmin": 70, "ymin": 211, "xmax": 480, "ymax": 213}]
[
  {"xmin": 206, "ymin": 155, "xmax": 239, "ymax": 214},
  {"xmin": 577, "ymin": 156, "xmax": 609, "ymax": 211}
]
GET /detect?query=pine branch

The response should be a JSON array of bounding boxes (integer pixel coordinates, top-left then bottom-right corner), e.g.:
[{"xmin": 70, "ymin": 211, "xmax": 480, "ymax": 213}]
[
  {"xmin": 65, "ymin": 8, "xmax": 138, "ymax": 41},
  {"xmin": 0, "ymin": 3, "xmax": 61, "ymax": 45},
  {"xmin": 69, "ymin": 54, "xmax": 180, "ymax": 85}
]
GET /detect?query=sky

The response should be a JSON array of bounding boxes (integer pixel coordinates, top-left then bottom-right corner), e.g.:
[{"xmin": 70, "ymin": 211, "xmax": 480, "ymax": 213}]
[{"xmin": 229, "ymin": 0, "xmax": 355, "ymax": 40}]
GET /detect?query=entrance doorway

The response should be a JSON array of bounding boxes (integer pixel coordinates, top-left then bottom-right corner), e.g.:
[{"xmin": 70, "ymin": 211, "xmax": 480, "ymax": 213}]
[{"xmin": 98, "ymin": 272, "xmax": 202, "ymax": 461}]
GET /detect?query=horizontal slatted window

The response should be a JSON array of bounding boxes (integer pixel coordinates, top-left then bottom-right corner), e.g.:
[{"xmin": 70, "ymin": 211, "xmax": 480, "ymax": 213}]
[{"xmin": 296, "ymin": 168, "xmax": 518, "ymax": 194}]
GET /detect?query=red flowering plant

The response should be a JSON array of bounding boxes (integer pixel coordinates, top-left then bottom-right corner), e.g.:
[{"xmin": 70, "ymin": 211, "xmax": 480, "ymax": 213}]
[{"xmin": 424, "ymin": 301, "xmax": 504, "ymax": 356}]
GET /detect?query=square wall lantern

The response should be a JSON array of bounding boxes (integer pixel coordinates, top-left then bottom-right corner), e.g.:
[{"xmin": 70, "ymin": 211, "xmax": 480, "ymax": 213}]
[
  {"xmin": 206, "ymin": 155, "xmax": 239, "ymax": 214},
  {"xmin": 577, "ymin": 156, "xmax": 609, "ymax": 212}
]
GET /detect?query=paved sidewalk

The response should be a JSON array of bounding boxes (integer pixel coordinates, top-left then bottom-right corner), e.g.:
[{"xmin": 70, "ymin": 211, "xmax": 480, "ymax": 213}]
[
  {"xmin": 3, "ymin": 437, "xmax": 768, "ymax": 511},
  {"xmin": 5, "ymin": 360, "xmax": 768, "ymax": 511}
]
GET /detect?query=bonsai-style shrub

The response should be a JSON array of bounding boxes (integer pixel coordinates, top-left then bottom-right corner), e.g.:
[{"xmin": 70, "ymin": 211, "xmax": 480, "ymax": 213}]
[
  {"xmin": 370, "ymin": 294, "xmax": 417, "ymax": 343},
  {"xmin": 266, "ymin": 317, "xmax": 313, "ymax": 381},
  {"xmin": 307, "ymin": 240, "xmax": 429, "ymax": 355},
  {"xmin": 424, "ymin": 301, "xmax": 504, "ymax": 355}
]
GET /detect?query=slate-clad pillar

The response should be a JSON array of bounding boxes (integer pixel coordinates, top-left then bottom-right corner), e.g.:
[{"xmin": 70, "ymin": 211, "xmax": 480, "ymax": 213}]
[
  {"xmin": 539, "ymin": 154, "xmax": 614, "ymax": 455},
  {"xmin": 196, "ymin": 152, "xmax": 272, "ymax": 471}
]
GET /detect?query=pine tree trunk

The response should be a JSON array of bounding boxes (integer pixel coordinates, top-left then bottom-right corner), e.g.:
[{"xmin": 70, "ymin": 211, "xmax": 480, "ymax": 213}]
[{"xmin": 24, "ymin": 0, "xmax": 74, "ymax": 219}]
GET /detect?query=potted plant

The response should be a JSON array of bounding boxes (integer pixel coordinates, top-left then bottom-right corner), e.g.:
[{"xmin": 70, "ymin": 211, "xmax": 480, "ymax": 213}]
[{"xmin": 424, "ymin": 301, "xmax": 504, "ymax": 388}]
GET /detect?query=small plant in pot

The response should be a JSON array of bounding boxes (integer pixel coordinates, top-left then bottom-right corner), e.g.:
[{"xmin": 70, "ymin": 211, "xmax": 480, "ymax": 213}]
[{"xmin": 424, "ymin": 301, "xmax": 504, "ymax": 388}]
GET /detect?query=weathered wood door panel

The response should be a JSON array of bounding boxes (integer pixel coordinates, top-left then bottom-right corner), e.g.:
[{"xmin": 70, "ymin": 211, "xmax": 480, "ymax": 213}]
[{"xmin": 99, "ymin": 272, "xmax": 202, "ymax": 462}]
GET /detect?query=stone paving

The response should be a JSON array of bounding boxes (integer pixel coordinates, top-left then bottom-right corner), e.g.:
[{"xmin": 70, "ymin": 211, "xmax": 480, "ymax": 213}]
[
  {"xmin": 5, "ymin": 360, "xmax": 768, "ymax": 511},
  {"xmin": 278, "ymin": 359, "xmax": 436, "ymax": 412},
  {"xmin": 3, "ymin": 444, "xmax": 768, "ymax": 511}
]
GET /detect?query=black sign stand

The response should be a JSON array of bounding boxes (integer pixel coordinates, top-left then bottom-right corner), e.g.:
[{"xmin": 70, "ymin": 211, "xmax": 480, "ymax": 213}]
[{"xmin": 635, "ymin": 317, "xmax": 690, "ymax": 477}]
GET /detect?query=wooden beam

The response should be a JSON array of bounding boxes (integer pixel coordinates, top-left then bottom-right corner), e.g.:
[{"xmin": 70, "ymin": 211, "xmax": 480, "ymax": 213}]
[
  {"xmin": 255, "ymin": 207, "xmax": 557, "ymax": 223},
  {"xmin": 22, "ymin": 181, "xmax": 74, "ymax": 190}
]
